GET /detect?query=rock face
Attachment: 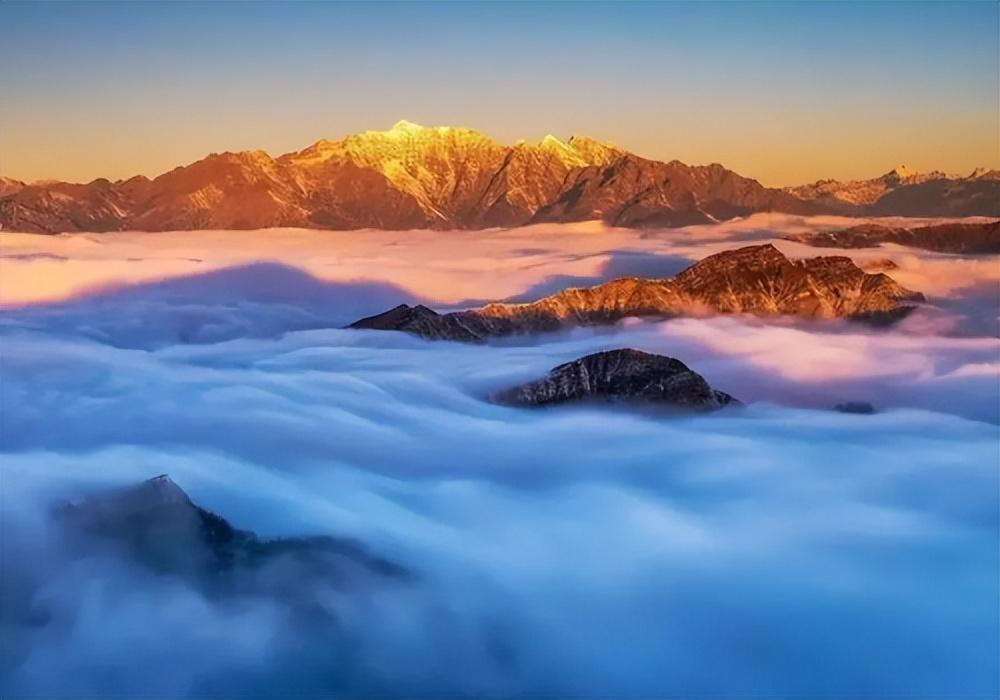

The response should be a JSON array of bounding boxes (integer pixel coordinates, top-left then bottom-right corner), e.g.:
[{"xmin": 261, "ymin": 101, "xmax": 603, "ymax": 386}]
[
  {"xmin": 785, "ymin": 167, "xmax": 1000, "ymax": 217},
  {"xmin": 4, "ymin": 122, "xmax": 995, "ymax": 233},
  {"xmin": 784, "ymin": 220, "xmax": 1000, "ymax": 254},
  {"xmin": 531, "ymin": 158, "xmax": 815, "ymax": 228},
  {"xmin": 350, "ymin": 244, "xmax": 925, "ymax": 341},
  {"xmin": 494, "ymin": 349, "xmax": 737, "ymax": 410},
  {"xmin": 54, "ymin": 475, "xmax": 408, "ymax": 595}
]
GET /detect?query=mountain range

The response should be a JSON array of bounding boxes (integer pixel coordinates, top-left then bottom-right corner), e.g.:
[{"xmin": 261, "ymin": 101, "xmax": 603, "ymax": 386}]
[
  {"xmin": 784, "ymin": 220, "xmax": 1000, "ymax": 254},
  {"xmin": 2, "ymin": 121, "xmax": 997, "ymax": 233},
  {"xmin": 350, "ymin": 244, "xmax": 924, "ymax": 341}
]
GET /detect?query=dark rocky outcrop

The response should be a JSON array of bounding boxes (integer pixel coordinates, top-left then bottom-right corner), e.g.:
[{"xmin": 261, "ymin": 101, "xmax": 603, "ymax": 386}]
[
  {"xmin": 784, "ymin": 220, "xmax": 1000, "ymax": 254},
  {"xmin": 53, "ymin": 475, "xmax": 408, "ymax": 596},
  {"xmin": 493, "ymin": 349, "xmax": 737, "ymax": 411},
  {"xmin": 350, "ymin": 244, "xmax": 925, "ymax": 342}
]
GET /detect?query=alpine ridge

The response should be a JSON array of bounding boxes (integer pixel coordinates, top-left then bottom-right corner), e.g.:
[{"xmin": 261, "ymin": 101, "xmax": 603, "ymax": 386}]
[
  {"xmin": 349, "ymin": 244, "xmax": 925, "ymax": 341},
  {"xmin": 3, "ymin": 122, "xmax": 996, "ymax": 233},
  {"xmin": 784, "ymin": 166, "xmax": 1000, "ymax": 217},
  {"xmin": 784, "ymin": 220, "xmax": 1000, "ymax": 254}
]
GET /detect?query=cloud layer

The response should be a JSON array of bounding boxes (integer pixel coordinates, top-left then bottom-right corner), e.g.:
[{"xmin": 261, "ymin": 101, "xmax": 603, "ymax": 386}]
[{"xmin": 1, "ymin": 217, "xmax": 997, "ymax": 697}]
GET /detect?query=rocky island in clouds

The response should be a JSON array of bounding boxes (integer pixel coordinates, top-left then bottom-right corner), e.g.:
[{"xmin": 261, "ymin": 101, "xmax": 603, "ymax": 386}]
[
  {"xmin": 350, "ymin": 244, "xmax": 924, "ymax": 341},
  {"xmin": 1, "ymin": 1, "xmax": 998, "ymax": 699}
]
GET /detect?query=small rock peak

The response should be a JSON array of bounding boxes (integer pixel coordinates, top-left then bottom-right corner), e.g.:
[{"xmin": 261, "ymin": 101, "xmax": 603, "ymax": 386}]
[
  {"xmin": 559, "ymin": 348, "xmax": 693, "ymax": 375},
  {"xmin": 389, "ymin": 119, "xmax": 424, "ymax": 134},
  {"xmin": 348, "ymin": 302, "xmax": 442, "ymax": 331},
  {"xmin": 566, "ymin": 134, "xmax": 623, "ymax": 162},
  {"xmin": 136, "ymin": 474, "xmax": 191, "ymax": 504},
  {"xmin": 967, "ymin": 167, "xmax": 999, "ymax": 180},
  {"xmin": 540, "ymin": 134, "xmax": 569, "ymax": 150},
  {"xmin": 698, "ymin": 243, "xmax": 786, "ymax": 266},
  {"xmin": 590, "ymin": 347, "xmax": 654, "ymax": 361},
  {"xmin": 567, "ymin": 134, "xmax": 611, "ymax": 148},
  {"xmin": 743, "ymin": 243, "xmax": 786, "ymax": 260},
  {"xmin": 538, "ymin": 134, "xmax": 585, "ymax": 165},
  {"xmin": 57, "ymin": 474, "xmax": 195, "ymax": 520},
  {"xmin": 881, "ymin": 164, "xmax": 913, "ymax": 182},
  {"xmin": 495, "ymin": 348, "xmax": 736, "ymax": 410}
]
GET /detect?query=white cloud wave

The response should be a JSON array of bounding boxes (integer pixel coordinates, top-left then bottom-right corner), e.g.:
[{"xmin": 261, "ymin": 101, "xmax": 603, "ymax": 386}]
[{"xmin": 0, "ymin": 216, "xmax": 997, "ymax": 697}]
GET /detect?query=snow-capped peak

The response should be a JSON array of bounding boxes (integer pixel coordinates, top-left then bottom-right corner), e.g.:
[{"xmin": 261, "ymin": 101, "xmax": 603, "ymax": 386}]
[
  {"xmin": 389, "ymin": 119, "xmax": 424, "ymax": 134},
  {"xmin": 540, "ymin": 134, "xmax": 569, "ymax": 150}
]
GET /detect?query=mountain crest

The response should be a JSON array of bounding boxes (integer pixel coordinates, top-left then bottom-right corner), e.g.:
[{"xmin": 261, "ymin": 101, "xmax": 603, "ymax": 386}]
[
  {"xmin": 389, "ymin": 119, "xmax": 424, "ymax": 134},
  {"xmin": 2, "ymin": 123, "xmax": 997, "ymax": 233},
  {"xmin": 886, "ymin": 164, "xmax": 911, "ymax": 179},
  {"xmin": 494, "ymin": 348, "xmax": 738, "ymax": 410},
  {"xmin": 350, "ymin": 244, "xmax": 925, "ymax": 342},
  {"xmin": 566, "ymin": 134, "xmax": 624, "ymax": 165},
  {"xmin": 124, "ymin": 473, "xmax": 194, "ymax": 508}
]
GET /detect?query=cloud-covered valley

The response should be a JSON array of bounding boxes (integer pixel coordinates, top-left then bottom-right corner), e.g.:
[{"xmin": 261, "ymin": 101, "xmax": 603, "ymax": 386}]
[{"xmin": 1, "ymin": 216, "xmax": 997, "ymax": 697}]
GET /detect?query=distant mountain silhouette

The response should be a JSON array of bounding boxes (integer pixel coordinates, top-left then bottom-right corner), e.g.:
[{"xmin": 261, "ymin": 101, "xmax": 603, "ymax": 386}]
[
  {"xmin": 785, "ymin": 166, "xmax": 1000, "ymax": 217},
  {"xmin": 3, "ymin": 122, "xmax": 996, "ymax": 233},
  {"xmin": 54, "ymin": 475, "xmax": 409, "ymax": 602},
  {"xmin": 784, "ymin": 220, "xmax": 1000, "ymax": 254}
]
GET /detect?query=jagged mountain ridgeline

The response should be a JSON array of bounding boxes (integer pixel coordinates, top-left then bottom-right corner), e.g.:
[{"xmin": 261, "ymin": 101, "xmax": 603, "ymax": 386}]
[
  {"xmin": 784, "ymin": 220, "xmax": 1000, "ymax": 254},
  {"xmin": 784, "ymin": 165, "xmax": 1000, "ymax": 217},
  {"xmin": 350, "ymin": 244, "xmax": 925, "ymax": 341},
  {"xmin": 2, "ymin": 121, "xmax": 997, "ymax": 233}
]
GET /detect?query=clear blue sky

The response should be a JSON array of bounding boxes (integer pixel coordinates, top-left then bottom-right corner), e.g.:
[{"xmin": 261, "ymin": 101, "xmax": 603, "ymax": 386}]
[{"xmin": 1, "ymin": 1, "xmax": 996, "ymax": 185}]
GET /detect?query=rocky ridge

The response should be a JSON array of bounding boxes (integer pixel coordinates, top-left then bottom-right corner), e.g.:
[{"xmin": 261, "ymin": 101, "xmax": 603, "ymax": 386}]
[
  {"xmin": 784, "ymin": 220, "xmax": 1000, "ymax": 254},
  {"xmin": 784, "ymin": 166, "xmax": 999, "ymax": 217},
  {"xmin": 349, "ymin": 244, "xmax": 925, "ymax": 341},
  {"xmin": 494, "ymin": 348, "xmax": 737, "ymax": 410}
]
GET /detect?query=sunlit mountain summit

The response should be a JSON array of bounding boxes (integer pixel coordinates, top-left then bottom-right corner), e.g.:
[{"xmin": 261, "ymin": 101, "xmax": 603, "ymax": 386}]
[{"xmin": 2, "ymin": 121, "xmax": 997, "ymax": 234}]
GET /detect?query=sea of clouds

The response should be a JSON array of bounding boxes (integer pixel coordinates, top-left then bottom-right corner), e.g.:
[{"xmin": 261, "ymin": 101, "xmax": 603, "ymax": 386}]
[{"xmin": 0, "ymin": 215, "xmax": 997, "ymax": 697}]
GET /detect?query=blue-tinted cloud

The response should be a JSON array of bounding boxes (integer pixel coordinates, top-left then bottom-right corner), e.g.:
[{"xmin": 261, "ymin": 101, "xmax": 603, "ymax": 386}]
[{"xmin": 1, "ymin": 288, "xmax": 997, "ymax": 697}]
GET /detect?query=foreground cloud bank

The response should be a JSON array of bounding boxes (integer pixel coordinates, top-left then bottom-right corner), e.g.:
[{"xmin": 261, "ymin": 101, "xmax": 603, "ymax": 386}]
[{"xmin": 1, "ymin": 217, "xmax": 997, "ymax": 697}]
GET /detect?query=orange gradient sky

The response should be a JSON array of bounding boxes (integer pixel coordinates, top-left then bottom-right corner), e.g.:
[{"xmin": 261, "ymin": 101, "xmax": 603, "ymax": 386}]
[{"xmin": 1, "ymin": 2, "xmax": 997, "ymax": 187}]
